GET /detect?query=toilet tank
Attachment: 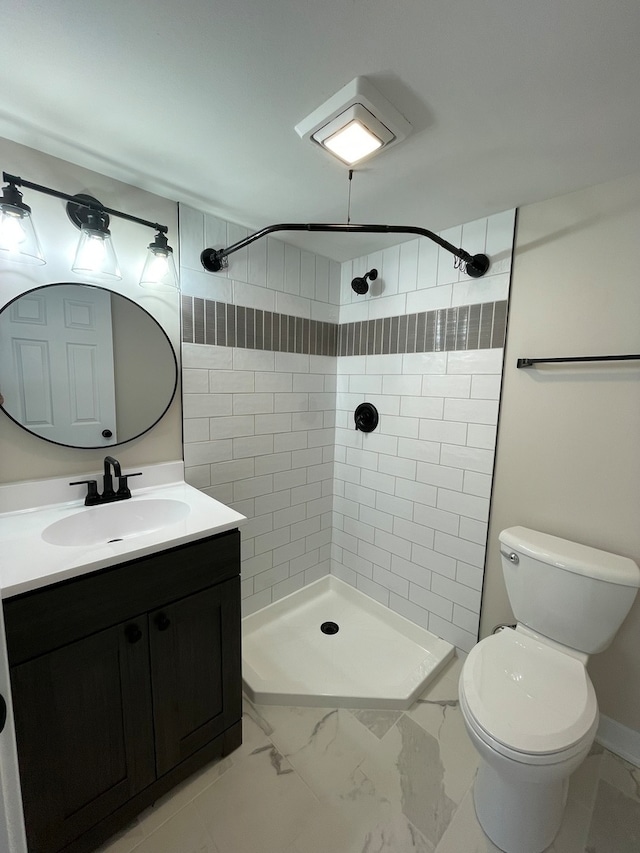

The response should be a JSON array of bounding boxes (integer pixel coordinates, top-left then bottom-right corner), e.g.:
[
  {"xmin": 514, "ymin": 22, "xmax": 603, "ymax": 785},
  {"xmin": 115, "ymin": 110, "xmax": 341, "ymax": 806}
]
[{"xmin": 500, "ymin": 526, "xmax": 640, "ymax": 654}]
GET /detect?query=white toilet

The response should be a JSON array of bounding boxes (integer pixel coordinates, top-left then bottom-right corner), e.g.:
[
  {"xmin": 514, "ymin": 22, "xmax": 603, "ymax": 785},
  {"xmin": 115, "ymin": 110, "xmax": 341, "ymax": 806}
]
[{"xmin": 459, "ymin": 526, "xmax": 640, "ymax": 853}]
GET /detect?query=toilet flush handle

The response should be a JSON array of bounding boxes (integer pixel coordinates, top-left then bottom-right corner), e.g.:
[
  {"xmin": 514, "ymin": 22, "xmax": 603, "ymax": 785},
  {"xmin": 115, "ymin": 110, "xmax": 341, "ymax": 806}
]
[{"xmin": 508, "ymin": 552, "xmax": 519, "ymax": 563}]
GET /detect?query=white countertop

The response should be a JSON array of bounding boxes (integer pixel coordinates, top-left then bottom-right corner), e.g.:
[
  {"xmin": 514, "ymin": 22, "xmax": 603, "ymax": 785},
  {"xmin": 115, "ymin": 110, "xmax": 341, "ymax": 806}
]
[{"xmin": 0, "ymin": 465, "xmax": 245, "ymax": 598}]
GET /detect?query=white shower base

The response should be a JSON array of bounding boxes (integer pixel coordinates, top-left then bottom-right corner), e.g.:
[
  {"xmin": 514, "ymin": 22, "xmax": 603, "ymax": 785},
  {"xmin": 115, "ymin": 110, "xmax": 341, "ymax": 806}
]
[{"xmin": 242, "ymin": 575, "xmax": 455, "ymax": 709}]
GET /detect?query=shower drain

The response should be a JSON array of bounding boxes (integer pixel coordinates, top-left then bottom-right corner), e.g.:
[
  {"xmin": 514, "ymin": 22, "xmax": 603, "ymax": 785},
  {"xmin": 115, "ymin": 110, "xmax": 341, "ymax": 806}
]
[{"xmin": 320, "ymin": 621, "xmax": 339, "ymax": 635}]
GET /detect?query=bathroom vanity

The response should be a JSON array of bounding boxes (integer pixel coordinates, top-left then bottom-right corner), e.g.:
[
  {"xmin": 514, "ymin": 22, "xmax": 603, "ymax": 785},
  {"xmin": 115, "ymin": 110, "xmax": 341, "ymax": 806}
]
[{"xmin": 0, "ymin": 466, "xmax": 245, "ymax": 853}]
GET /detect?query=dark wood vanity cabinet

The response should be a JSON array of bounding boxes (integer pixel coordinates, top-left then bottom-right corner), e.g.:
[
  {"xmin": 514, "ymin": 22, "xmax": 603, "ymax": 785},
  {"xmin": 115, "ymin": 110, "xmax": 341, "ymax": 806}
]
[{"xmin": 3, "ymin": 529, "xmax": 243, "ymax": 853}]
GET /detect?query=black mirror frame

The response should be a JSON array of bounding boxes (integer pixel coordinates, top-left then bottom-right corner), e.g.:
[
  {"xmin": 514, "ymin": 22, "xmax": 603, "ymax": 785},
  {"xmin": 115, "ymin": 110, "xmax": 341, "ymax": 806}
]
[{"xmin": 0, "ymin": 283, "xmax": 178, "ymax": 450}]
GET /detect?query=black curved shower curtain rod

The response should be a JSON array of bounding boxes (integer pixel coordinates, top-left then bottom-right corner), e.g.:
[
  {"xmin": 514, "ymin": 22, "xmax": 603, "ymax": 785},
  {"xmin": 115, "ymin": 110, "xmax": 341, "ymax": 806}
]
[{"xmin": 200, "ymin": 223, "xmax": 491, "ymax": 278}]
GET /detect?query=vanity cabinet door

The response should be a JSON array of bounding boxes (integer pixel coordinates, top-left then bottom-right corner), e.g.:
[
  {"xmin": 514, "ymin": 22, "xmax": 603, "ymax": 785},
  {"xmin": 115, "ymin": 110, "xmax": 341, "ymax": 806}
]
[
  {"xmin": 4, "ymin": 530, "xmax": 242, "ymax": 853},
  {"xmin": 10, "ymin": 619, "xmax": 155, "ymax": 853},
  {"xmin": 149, "ymin": 576, "xmax": 242, "ymax": 777}
]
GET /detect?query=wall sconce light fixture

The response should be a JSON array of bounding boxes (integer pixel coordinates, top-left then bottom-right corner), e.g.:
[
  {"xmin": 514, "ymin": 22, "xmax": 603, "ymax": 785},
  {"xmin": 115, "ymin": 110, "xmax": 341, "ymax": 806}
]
[
  {"xmin": 0, "ymin": 181, "xmax": 45, "ymax": 264},
  {"xmin": 0, "ymin": 172, "xmax": 178, "ymax": 290},
  {"xmin": 139, "ymin": 230, "xmax": 179, "ymax": 291},
  {"xmin": 67, "ymin": 193, "xmax": 121, "ymax": 280}
]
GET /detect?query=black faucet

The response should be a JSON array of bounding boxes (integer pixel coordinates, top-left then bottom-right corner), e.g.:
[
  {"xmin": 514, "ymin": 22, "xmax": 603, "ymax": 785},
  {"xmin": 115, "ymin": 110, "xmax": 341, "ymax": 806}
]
[
  {"xmin": 70, "ymin": 456, "xmax": 142, "ymax": 506},
  {"xmin": 102, "ymin": 455, "xmax": 121, "ymax": 500}
]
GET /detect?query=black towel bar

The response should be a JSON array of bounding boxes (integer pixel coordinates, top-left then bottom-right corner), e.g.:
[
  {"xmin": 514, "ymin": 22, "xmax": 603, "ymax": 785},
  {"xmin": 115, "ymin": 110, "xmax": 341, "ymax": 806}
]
[{"xmin": 517, "ymin": 354, "xmax": 640, "ymax": 368}]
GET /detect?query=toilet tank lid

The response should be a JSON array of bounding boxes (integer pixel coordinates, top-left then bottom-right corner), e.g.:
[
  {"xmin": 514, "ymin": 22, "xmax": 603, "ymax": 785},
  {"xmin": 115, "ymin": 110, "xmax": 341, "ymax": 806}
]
[{"xmin": 499, "ymin": 527, "xmax": 640, "ymax": 588}]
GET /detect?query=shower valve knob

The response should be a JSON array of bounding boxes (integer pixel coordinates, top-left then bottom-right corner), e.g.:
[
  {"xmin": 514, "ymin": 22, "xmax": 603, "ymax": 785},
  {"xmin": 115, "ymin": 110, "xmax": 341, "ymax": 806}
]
[{"xmin": 354, "ymin": 402, "xmax": 379, "ymax": 433}]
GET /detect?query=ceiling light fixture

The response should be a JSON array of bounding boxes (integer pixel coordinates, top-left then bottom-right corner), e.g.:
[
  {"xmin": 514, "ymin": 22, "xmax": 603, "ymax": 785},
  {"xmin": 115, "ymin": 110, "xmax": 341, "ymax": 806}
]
[
  {"xmin": 295, "ymin": 77, "xmax": 412, "ymax": 166},
  {"xmin": 319, "ymin": 106, "xmax": 387, "ymax": 165},
  {"xmin": 0, "ymin": 172, "xmax": 178, "ymax": 290}
]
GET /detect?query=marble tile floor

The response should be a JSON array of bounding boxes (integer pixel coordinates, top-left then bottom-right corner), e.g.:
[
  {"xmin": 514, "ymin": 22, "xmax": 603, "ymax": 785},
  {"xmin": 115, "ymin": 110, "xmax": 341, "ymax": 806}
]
[{"xmin": 97, "ymin": 657, "xmax": 640, "ymax": 853}]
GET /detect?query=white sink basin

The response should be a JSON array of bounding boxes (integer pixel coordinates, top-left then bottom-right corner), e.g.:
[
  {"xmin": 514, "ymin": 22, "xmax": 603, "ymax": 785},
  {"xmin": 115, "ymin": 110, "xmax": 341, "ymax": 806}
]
[{"xmin": 42, "ymin": 499, "xmax": 191, "ymax": 547}]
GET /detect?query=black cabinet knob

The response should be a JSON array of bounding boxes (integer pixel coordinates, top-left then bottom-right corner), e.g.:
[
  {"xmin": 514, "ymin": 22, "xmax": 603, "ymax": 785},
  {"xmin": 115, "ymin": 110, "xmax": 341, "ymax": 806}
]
[
  {"xmin": 102, "ymin": 429, "xmax": 113, "ymax": 438},
  {"xmin": 155, "ymin": 613, "xmax": 171, "ymax": 632},
  {"xmin": 0, "ymin": 693, "xmax": 6, "ymax": 734},
  {"xmin": 125, "ymin": 624, "xmax": 142, "ymax": 644}
]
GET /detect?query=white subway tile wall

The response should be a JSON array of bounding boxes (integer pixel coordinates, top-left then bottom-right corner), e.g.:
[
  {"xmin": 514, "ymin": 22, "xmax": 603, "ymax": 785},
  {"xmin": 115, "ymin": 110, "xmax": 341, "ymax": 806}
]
[
  {"xmin": 180, "ymin": 205, "xmax": 515, "ymax": 651},
  {"xmin": 333, "ymin": 211, "xmax": 513, "ymax": 651},
  {"xmin": 180, "ymin": 206, "xmax": 339, "ymax": 617}
]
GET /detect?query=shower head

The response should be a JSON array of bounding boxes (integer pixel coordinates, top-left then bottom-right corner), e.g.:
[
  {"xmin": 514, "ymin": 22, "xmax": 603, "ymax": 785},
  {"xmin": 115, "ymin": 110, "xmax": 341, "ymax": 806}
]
[{"xmin": 351, "ymin": 267, "xmax": 378, "ymax": 295}]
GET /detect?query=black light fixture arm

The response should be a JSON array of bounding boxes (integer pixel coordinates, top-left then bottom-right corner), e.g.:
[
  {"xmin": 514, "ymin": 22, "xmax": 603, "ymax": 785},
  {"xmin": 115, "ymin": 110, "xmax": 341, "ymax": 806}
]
[
  {"xmin": 2, "ymin": 172, "xmax": 168, "ymax": 234},
  {"xmin": 201, "ymin": 222, "xmax": 490, "ymax": 278}
]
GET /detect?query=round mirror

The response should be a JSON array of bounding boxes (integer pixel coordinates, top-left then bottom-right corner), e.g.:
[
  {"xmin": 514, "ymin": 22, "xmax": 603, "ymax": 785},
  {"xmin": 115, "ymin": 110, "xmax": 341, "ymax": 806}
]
[{"xmin": 0, "ymin": 283, "xmax": 178, "ymax": 449}]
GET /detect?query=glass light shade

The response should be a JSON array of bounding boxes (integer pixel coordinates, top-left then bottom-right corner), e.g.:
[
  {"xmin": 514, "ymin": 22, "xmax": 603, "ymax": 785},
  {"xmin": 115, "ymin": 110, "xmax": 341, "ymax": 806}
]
[
  {"xmin": 139, "ymin": 244, "xmax": 179, "ymax": 291},
  {"xmin": 323, "ymin": 120, "xmax": 383, "ymax": 165},
  {"xmin": 72, "ymin": 225, "xmax": 121, "ymax": 280},
  {"xmin": 0, "ymin": 205, "xmax": 45, "ymax": 264}
]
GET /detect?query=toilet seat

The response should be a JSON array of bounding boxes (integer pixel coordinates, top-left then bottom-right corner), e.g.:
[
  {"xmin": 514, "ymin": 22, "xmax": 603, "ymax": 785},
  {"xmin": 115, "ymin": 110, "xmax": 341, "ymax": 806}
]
[{"xmin": 460, "ymin": 629, "xmax": 598, "ymax": 762}]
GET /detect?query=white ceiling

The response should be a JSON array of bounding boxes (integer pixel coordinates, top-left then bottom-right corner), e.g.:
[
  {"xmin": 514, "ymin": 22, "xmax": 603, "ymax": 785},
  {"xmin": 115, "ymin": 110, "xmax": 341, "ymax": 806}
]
[{"xmin": 2, "ymin": 0, "xmax": 640, "ymax": 261}]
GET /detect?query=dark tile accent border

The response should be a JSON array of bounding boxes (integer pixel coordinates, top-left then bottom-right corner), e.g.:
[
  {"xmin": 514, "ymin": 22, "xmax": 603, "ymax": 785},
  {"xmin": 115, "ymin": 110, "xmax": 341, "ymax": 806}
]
[
  {"xmin": 193, "ymin": 297, "xmax": 205, "ymax": 344},
  {"xmin": 181, "ymin": 295, "xmax": 193, "ymax": 342},
  {"xmin": 182, "ymin": 297, "xmax": 508, "ymax": 356}
]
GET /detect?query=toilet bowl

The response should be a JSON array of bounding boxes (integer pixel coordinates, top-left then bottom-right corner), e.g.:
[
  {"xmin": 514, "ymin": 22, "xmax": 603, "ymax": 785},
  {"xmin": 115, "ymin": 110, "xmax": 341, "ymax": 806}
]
[
  {"xmin": 459, "ymin": 628, "xmax": 598, "ymax": 853},
  {"xmin": 459, "ymin": 526, "xmax": 640, "ymax": 853}
]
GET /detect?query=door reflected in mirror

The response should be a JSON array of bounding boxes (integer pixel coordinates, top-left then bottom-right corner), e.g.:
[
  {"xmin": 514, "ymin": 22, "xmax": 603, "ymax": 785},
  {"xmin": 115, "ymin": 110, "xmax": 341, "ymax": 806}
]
[{"xmin": 0, "ymin": 283, "xmax": 178, "ymax": 448}]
